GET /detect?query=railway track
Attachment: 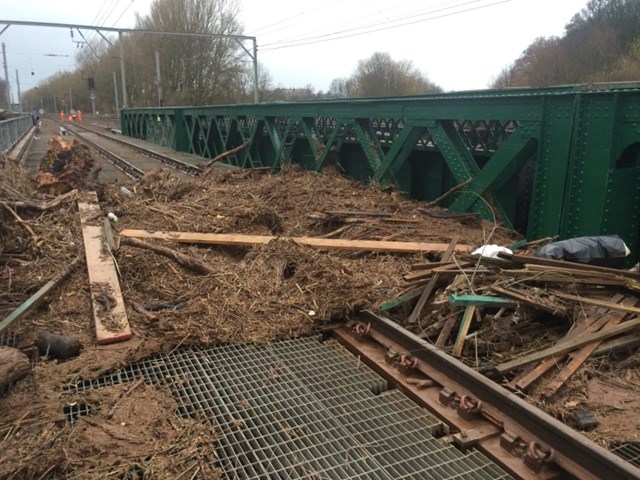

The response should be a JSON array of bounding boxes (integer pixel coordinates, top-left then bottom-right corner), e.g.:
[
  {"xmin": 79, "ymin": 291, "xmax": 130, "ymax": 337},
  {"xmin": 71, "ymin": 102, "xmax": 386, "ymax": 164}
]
[
  {"xmin": 60, "ymin": 121, "xmax": 206, "ymax": 180},
  {"xmin": 333, "ymin": 311, "xmax": 640, "ymax": 480}
]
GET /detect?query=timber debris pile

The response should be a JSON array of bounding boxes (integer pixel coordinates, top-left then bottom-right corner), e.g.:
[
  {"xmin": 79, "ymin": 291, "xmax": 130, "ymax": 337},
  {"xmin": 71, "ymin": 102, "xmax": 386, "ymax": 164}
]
[{"xmin": 1, "ymin": 145, "xmax": 639, "ymax": 476}]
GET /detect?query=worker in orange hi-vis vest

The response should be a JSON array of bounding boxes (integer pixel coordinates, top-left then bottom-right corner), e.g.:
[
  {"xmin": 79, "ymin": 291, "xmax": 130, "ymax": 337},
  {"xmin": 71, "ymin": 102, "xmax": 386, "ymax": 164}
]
[
  {"xmin": 78, "ymin": 110, "xmax": 83, "ymax": 122},
  {"xmin": 68, "ymin": 113, "xmax": 74, "ymax": 123},
  {"xmin": 60, "ymin": 111, "xmax": 64, "ymax": 122}
]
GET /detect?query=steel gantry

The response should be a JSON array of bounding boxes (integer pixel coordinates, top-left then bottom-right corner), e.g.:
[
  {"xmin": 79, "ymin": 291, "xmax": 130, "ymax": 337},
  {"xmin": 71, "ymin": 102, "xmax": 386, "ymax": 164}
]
[{"xmin": 121, "ymin": 84, "xmax": 640, "ymax": 262}]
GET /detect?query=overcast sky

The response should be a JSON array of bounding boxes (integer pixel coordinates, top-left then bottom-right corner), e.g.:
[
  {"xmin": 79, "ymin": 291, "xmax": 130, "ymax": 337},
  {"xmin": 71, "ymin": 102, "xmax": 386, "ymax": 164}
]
[{"xmin": 1, "ymin": 0, "xmax": 590, "ymax": 101}]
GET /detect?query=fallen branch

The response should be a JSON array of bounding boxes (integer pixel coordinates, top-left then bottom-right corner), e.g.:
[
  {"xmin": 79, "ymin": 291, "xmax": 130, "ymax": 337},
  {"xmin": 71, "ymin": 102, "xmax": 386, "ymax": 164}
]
[
  {"xmin": 206, "ymin": 141, "xmax": 251, "ymax": 167},
  {"xmin": 423, "ymin": 178, "xmax": 473, "ymax": 208},
  {"xmin": 0, "ymin": 257, "xmax": 81, "ymax": 333},
  {"xmin": 1, "ymin": 202, "xmax": 39, "ymax": 246},
  {"xmin": 120, "ymin": 236, "xmax": 216, "ymax": 275}
]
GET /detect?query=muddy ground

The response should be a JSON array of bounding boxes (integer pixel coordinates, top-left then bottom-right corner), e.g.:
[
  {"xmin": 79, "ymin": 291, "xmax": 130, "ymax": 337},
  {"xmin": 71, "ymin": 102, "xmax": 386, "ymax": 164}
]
[{"xmin": 0, "ymin": 121, "xmax": 638, "ymax": 478}]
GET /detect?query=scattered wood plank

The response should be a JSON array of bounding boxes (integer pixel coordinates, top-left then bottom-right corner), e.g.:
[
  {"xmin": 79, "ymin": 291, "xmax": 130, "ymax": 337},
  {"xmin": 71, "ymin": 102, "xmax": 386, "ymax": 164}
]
[
  {"xmin": 435, "ymin": 313, "xmax": 460, "ymax": 348},
  {"xmin": 491, "ymin": 285, "xmax": 567, "ymax": 316},
  {"xmin": 448, "ymin": 294, "xmax": 516, "ymax": 308},
  {"xmin": 499, "ymin": 252, "xmax": 640, "ymax": 280},
  {"xmin": 508, "ymin": 293, "xmax": 625, "ymax": 391},
  {"xmin": 542, "ymin": 297, "xmax": 637, "ymax": 396},
  {"xmin": 0, "ymin": 257, "xmax": 81, "ymax": 333},
  {"xmin": 490, "ymin": 317, "xmax": 640, "ymax": 375},
  {"xmin": 119, "ymin": 229, "xmax": 474, "ymax": 254},
  {"xmin": 120, "ymin": 237, "xmax": 215, "ymax": 275},
  {"xmin": 452, "ymin": 306, "xmax": 476, "ymax": 356},
  {"xmin": 552, "ymin": 291, "xmax": 640, "ymax": 316},
  {"xmin": 79, "ymin": 193, "xmax": 132, "ymax": 345},
  {"xmin": 403, "ymin": 262, "xmax": 472, "ymax": 282},
  {"xmin": 379, "ymin": 289, "xmax": 423, "ymax": 312},
  {"xmin": 406, "ymin": 237, "xmax": 459, "ymax": 324}
]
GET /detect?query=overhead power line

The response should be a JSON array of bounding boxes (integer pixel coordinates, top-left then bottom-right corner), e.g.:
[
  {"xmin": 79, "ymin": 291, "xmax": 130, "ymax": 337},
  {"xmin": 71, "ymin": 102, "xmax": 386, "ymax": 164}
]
[{"xmin": 261, "ymin": 0, "xmax": 510, "ymax": 51}]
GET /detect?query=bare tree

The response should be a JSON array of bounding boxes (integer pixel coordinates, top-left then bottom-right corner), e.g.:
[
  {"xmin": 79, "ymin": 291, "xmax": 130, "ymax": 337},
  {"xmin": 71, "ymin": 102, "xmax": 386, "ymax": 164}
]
[
  {"xmin": 329, "ymin": 52, "xmax": 441, "ymax": 98},
  {"xmin": 134, "ymin": 0, "xmax": 246, "ymax": 105}
]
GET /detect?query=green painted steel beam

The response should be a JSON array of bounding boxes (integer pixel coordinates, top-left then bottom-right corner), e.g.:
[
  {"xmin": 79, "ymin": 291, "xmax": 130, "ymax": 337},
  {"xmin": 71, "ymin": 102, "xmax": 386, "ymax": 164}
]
[
  {"xmin": 121, "ymin": 85, "xmax": 640, "ymax": 262},
  {"xmin": 374, "ymin": 125, "xmax": 427, "ymax": 185}
]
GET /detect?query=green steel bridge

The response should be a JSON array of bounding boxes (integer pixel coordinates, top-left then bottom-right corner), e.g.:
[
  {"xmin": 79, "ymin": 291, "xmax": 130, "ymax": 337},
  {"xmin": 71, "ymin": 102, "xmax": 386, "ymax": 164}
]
[{"xmin": 121, "ymin": 84, "xmax": 640, "ymax": 261}]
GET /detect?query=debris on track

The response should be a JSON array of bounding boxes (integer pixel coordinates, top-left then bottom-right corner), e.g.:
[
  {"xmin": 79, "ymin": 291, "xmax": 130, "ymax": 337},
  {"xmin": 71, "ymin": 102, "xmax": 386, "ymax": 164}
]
[{"xmin": 2, "ymin": 133, "xmax": 640, "ymax": 477}]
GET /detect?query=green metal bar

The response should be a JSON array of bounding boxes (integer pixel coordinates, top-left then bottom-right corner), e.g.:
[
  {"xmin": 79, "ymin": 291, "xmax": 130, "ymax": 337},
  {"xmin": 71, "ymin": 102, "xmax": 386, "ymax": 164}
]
[
  {"xmin": 374, "ymin": 126, "xmax": 427, "ymax": 184},
  {"xmin": 352, "ymin": 119, "xmax": 383, "ymax": 174},
  {"xmin": 449, "ymin": 128, "xmax": 538, "ymax": 212}
]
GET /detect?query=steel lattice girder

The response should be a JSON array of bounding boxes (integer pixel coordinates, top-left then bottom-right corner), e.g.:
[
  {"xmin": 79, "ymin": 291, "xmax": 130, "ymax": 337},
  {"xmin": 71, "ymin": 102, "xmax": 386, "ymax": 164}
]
[{"xmin": 121, "ymin": 84, "xmax": 640, "ymax": 262}]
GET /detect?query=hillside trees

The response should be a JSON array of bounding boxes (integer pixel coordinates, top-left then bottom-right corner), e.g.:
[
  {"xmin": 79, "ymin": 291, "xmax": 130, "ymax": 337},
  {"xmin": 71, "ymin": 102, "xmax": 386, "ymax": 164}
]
[{"xmin": 494, "ymin": 0, "xmax": 640, "ymax": 88}]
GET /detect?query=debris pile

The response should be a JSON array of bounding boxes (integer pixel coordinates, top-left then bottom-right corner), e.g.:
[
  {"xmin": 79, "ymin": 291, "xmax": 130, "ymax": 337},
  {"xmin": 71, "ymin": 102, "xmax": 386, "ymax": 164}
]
[
  {"xmin": 2, "ymin": 141, "xmax": 640, "ymax": 476},
  {"xmin": 385, "ymin": 243, "xmax": 640, "ymax": 444},
  {"xmin": 0, "ymin": 158, "xmax": 517, "ymax": 478}
]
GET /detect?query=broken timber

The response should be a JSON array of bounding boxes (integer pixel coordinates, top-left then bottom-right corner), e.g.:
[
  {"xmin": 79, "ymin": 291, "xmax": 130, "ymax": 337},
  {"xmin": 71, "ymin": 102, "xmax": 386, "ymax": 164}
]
[
  {"xmin": 119, "ymin": 229, "xmax": 473, "ymax": 254},
  {"xmin": 489, "ymin": 317, "xmax": 640, "ymax": 375},
  {"xmin": 78, "ymin": 193, "xmax": 132, "ymax": 344}
]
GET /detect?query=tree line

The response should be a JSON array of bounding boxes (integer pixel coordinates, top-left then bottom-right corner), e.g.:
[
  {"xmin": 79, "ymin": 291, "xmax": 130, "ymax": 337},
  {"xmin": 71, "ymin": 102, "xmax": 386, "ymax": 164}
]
[
  {"xmin": 492, "ymin": 0, "xmax": 640, "ymax": 87},
  {"xmin": 15, "ymin": 0, "xmax": 640, "ymax": 114}
]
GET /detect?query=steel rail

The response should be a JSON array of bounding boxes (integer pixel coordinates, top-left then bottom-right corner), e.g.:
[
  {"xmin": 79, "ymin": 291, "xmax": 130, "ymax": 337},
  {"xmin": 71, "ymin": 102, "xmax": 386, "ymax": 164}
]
[
  {"xmin": 61, "ymin": 123, "xmax": 144, "ymax": 180},
  {"xmin": 333, "ymin": 310, "xmax": 640, "ymax": 480},
  {"xmin": 69, "ymin": 122, "xmax": 204, "ymax": 176}
]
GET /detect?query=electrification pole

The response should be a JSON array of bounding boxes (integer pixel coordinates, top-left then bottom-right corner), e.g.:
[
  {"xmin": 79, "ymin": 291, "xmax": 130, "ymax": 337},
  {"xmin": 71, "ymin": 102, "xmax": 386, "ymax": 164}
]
[{"xmin": 1, "ymin": 42, "xmax": 9, "ymax": 107}]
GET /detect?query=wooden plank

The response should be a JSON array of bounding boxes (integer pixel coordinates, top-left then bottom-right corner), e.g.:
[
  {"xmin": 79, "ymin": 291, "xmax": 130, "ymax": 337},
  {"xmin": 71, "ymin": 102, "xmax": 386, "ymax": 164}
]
[
  {"xmin": 491, "ymin": 317, "xmax": 640, "ymax": 375},
  {"xmin": 542, "ymin": 297, "xmax": 636, "ymax": 396},
  {"xmin": 448, "ymin": 294, "xmax": 516, "ymax": 308},
  {"xmin": 452, "ymin": 306, "xmax": 476, "ymax": 356},
  {"xmin": 406, "ymin": 237, "xmax": 459, "ymax": 324},
  {"xmin": 119, "ymin": 229, "xmax": 474, "ymax": 254},
  {"xmin": 499, "ymin": 252, "xmax": 640, "ymax": 280},
  {"xmin": 435, "ymin": 314, "xmax": 459, "ymax": 348},
  {"xmin": 403, "ymin": 262, "xmax": 473, "ymax": 282},
  {"xmin": 79, "ymin": 194, "xmax": 132, "ymax": 345},
  {"xmin": 509, "ymin": 293, "xmax": 625, "ymax": 391},
  {"xmin": 0, "ymin": 258, "xmax": 80, "ymax": 333},
  {"xmin": 492, "ymin": 286, "xmax": 567, "ymax": 316},
  {"xmin": 379, "ymin": 289, "xmax": 422, "ymax": 312},
  {"xmin": 552, "ymin": 291, "xmax": 640, "ymax": 315}
]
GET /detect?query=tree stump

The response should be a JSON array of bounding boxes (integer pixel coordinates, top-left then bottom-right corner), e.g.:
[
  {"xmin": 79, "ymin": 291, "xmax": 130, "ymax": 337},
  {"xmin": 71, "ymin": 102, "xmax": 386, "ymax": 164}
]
[{"xmin": 0, "ymin": 346, "xmax": 31, "ymax": 389}]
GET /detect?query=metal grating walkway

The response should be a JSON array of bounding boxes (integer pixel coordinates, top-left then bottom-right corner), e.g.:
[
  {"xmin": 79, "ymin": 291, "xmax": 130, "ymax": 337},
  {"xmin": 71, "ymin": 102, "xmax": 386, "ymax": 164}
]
[{"xmin": 66, "ymin": 337, "xmax": 513, "ymax": 479}]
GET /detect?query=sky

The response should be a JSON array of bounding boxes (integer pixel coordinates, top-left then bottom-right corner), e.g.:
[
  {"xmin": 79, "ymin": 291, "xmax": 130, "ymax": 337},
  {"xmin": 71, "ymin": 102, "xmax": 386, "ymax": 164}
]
[{"xmin": 0, "ymin": 0, "xmax": 591, "ymax": 102}]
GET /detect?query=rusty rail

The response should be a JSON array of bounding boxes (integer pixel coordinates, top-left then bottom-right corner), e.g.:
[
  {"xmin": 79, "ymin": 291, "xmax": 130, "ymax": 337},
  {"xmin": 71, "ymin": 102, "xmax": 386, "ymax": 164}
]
[{"xmin": 331, "ymin": 310, "xmax": 640, "ymax": 480}]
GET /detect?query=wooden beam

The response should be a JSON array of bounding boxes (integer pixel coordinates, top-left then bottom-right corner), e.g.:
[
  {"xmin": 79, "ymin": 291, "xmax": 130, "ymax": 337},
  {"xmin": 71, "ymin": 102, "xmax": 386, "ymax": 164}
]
[
  {"xmin": 491, "ymin": 317, "xmax": 640, "ymax": 375},
  {"xmin": 448, "ymin": 294, "xmax": 516, "ymax": 308},
  {"xmin": 406, "ymin": 237, "xmax": 459, "ymax": 324},
  {"xmin": 119, "ymin": 229, "xmax": 474, "ymax": 254},
  {"xmin": 79, "ymin": 194, "xmax": 132, "ymax": 345},
  {"xmin": 499, "ymin": 252, "xmax": 640, "ymax": 280},
  {"xmin": 452, "ymin": 306, "xmax": 476, "ymax": 356},
  {"xmin": 552, "ymin": 292, "xmax": 640, "ymax": 316},
  {"xmin": 508, "ymin": 294, "xmax": 625, "ymax": 391},
  {"xmin": 542, "ymin": 297, "xmax": 636, "ymax": 396}
]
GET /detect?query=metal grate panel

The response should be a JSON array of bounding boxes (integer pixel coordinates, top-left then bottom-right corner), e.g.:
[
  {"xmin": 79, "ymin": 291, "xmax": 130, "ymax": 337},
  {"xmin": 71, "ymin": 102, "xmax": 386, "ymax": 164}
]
[
  {"xmin": 612, "ymin": 443, "xmax": 640, "ymax": 468},
  {"xmin": 65, "ymin": 337, "xmax": 513, "ymax": 479}
]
